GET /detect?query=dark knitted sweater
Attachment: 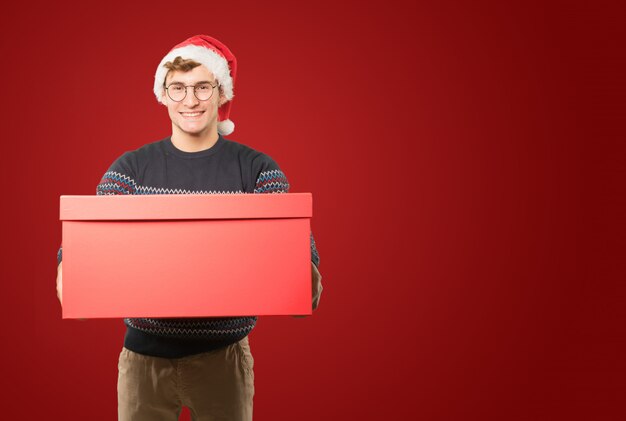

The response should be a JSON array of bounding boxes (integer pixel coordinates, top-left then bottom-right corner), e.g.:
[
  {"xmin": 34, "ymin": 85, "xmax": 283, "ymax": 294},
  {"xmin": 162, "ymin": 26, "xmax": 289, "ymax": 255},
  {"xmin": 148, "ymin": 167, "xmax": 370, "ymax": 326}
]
[{"xmin": 58, "ymin": 134, "xmax": 320, "ymax": 358}]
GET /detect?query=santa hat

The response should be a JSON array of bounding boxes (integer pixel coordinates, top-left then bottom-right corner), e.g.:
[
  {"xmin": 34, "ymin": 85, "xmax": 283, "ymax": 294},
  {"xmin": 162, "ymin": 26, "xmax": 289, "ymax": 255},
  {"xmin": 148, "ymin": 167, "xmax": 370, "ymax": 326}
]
[{"xmin": 154, "ymin": 35, "xmax": 237, "ymax": 136}]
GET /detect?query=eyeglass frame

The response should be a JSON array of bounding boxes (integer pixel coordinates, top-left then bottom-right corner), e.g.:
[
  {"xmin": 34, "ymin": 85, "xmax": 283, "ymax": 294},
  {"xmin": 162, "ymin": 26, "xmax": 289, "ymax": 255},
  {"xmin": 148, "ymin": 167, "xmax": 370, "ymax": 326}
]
[{"xmin": 164, "ymin": 81, "xmax": 219, "ymax": 102}]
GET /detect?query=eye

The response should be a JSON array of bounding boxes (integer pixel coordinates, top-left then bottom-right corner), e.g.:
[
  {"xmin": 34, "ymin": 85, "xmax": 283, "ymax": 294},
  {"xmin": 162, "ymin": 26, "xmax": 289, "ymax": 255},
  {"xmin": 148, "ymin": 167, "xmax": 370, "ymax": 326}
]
[
  {"xmin": 170, "ymin": 85, "xmax": 184, "ymax": 92},
  {"xmin": 196, "ymin": 84, "xmax": 211, "ymax": 92}
]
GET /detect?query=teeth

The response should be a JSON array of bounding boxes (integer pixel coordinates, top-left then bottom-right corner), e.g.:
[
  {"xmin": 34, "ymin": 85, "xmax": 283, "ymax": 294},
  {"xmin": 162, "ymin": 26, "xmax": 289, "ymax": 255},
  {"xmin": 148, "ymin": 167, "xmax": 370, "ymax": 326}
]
[{"xmin": 182, "ymin": 112, "xmax": 202, "ymax": 116}]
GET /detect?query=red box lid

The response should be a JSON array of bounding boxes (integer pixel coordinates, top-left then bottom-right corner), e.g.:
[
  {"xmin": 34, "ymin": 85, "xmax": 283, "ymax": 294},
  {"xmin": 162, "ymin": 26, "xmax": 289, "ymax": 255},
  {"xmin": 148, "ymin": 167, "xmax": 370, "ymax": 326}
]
[{"xmin": 60, "ymin": 193, "xmax": 312, "ymax": 220}]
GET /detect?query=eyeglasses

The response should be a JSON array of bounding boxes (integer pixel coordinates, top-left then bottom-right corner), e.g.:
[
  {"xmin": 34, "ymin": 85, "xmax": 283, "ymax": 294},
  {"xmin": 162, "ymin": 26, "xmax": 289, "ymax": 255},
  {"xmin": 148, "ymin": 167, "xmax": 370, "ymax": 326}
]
[{"xmin": 165, "ymin": 82, "xmax": 218, "ymax": 102}]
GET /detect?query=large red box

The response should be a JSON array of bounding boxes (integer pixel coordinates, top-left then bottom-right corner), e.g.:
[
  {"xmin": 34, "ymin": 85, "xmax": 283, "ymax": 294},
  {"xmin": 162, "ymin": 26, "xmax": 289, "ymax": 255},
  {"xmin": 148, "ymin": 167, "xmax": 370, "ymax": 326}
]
[{"xmin": 60, "ymin": 193, "xmax": 313, "ymax": 319}]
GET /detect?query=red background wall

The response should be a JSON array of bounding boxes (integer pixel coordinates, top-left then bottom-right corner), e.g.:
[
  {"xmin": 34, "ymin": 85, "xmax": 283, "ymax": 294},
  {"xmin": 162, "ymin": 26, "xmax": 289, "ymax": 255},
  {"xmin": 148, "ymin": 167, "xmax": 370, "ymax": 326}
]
[{"xmin": 1, "ymin": 0, "xmax": 624, "ymax": 420}]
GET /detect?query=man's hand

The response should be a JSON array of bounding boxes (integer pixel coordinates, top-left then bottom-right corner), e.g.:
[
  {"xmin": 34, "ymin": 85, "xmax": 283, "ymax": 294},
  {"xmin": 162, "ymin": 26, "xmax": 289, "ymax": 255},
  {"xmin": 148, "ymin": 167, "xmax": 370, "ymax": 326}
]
[
  {"xmin": 56, "ymin": 262, "xmax": 62, "ymax": 305},
  {"xmin": 311, "ymin": 262, "xmax": 323, "ymax": 310},
  {"xmin": 292, "ymin": 262, "xmax": 323, "ymax": 318}
]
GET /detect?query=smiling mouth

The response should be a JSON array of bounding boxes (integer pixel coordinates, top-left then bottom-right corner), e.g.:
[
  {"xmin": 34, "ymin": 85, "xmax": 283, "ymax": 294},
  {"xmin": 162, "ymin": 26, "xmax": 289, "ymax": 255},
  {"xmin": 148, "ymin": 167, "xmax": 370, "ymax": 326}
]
[{"xmin": 180, "ymin": 111, "xmax": 204, "ymax": 117}]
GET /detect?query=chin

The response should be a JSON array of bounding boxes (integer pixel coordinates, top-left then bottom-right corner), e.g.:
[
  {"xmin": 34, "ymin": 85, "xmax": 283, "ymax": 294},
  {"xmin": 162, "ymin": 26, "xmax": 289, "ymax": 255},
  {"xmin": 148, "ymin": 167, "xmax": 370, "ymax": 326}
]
[{"xmin": 180, "ymin": 123, "xmax": 208, "ymax": 134}]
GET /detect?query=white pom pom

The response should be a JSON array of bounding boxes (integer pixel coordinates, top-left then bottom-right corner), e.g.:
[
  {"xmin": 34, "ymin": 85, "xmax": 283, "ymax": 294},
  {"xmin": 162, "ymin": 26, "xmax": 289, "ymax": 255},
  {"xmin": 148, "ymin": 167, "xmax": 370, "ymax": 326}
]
[{"xmin": 217, "ymin": 119, "xmax": 235, "ymax": 136}]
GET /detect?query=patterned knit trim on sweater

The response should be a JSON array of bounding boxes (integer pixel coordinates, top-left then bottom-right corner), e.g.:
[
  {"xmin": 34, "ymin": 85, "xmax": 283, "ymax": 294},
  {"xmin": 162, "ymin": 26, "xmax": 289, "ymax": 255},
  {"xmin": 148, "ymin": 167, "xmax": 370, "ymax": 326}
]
[{"xmin": 125, "ymin": 317, "xmax": 257, "ymax": 339}]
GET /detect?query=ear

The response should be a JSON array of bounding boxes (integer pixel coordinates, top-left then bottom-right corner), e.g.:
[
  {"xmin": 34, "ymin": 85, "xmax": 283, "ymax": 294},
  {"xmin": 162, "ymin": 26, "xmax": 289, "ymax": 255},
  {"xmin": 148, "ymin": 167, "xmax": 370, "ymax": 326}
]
[
  {"xmin": 218, "ymin": 92, "xmax": 228, "ymax": 107},
  {"xmin": 160, "ymin": 88, "xmax": 168, "ymax": 105}
]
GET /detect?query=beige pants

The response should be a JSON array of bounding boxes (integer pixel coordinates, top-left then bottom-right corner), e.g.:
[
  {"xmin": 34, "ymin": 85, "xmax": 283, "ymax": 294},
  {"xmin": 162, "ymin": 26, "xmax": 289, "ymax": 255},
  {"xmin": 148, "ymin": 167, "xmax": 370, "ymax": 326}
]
[{"xmin": 117, "ymin": 336, "xmax": 255, "ymax": 421}]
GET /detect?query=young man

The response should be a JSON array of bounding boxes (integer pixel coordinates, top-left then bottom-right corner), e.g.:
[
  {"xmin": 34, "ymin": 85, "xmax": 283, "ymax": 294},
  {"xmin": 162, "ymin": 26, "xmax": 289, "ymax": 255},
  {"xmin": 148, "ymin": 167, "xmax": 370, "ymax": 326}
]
[{"xmin": 56, "ymin": 35, "xmax": 323, "ymax": 421}]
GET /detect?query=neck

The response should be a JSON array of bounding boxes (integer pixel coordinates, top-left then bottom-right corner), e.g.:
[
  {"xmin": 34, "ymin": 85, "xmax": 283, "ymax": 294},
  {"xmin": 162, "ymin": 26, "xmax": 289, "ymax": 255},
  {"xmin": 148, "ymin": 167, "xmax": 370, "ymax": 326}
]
[{"xmin": 170, "ymin": 127, "xmax": 219, "ymax": 152}]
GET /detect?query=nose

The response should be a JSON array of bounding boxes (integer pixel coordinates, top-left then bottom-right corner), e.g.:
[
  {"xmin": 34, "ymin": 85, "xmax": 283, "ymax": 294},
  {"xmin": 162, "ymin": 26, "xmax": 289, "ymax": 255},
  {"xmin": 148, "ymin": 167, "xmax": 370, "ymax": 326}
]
[{"xmin": 183, "ymin": 86, "xmax": 199, "ymax": 107}]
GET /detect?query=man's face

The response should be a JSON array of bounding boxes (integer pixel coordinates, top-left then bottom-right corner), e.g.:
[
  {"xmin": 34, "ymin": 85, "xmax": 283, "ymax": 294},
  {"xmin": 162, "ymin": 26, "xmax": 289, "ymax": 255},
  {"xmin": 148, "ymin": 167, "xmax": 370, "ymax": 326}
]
[{"xmin": 161, "ymin": 65, "xmax": 226, "ymax": 138}]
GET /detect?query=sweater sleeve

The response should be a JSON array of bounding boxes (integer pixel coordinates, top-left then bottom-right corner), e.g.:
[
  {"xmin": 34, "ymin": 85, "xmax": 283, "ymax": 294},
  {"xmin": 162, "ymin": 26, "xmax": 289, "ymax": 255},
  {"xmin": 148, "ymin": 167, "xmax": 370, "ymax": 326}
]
[
  {"xmin": 96, "ymin": 151, "xmax": 138, "ymax": 195},
  {"xmin": 251, "ymin": 154, "xmax": 320, "ymax": 268}
]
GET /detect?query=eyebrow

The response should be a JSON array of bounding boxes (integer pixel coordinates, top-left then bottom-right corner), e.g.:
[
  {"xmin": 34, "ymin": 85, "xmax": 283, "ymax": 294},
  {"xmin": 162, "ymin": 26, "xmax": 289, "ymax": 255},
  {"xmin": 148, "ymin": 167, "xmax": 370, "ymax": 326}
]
[{"xmin": 167, "ymin": 80, "xmax": 216, "ymax": 85}]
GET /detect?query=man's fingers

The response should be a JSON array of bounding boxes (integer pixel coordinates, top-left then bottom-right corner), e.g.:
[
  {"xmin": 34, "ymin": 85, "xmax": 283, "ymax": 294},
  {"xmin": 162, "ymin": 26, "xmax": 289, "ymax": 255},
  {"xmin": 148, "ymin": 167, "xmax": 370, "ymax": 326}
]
[
  {"xmin": 311, "ymin": 263, "xmax": 323, "ymax": 311},
  {"xmin": 56, "ymin": 262, "xmax": 63, "ymax": 305}
]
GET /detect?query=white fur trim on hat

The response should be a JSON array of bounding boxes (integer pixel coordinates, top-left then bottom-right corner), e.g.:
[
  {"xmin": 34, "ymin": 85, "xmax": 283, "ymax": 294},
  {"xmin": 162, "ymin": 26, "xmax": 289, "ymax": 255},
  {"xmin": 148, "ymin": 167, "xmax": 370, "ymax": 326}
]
[
  {"xmin": 153, "ymin": 44, "xmax": 234, "ymax": 104},
  {"xmin": 217, "ymin": 119, "xmax": 235, "ymax": 136}
]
